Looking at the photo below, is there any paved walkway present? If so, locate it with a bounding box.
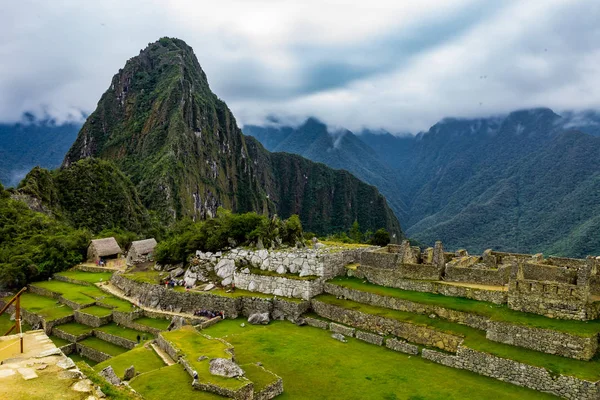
[438,281,508,291]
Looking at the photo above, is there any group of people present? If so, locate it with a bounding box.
[193,309,224,319]
[163,278,185,288]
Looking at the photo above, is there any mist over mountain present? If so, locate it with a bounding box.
[0,114,81,187]
[246,108,600,257]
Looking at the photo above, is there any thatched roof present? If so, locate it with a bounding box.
[89,237,122,257]
[129,238,157,255]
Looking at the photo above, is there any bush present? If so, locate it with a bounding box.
[372,228,391,247]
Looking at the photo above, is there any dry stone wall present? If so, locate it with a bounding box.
[355,330,384,346]
[385,337,419,355]
[422,346,600,400]
[93,330,137,350]
[76,342,111,363]
[359,265,507,304]
[74,309,112,327]
[233,272,323,300]
[311,299,463,352]
[444,265,510,286]
[486,321,598,360]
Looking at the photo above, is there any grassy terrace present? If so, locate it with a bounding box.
[130,364,227,400]
[315,294,600,381]
[203,319,556,400]
[161,326,251,391]
[0,313,32,334]
[49,335,70,348]
[79,336,128,356]
[241,363,279,394]
[328,276,600,336]
[95,345,165,378]
[134,316,171,331]
[69,352,98,366]
[31,280,132,312]
[80,305,113,317]
[55,270,113,284]
[55,322,92,336]
[95,322,153,342]
[10,292,73,321]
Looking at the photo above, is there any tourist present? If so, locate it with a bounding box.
[136,334,141,344]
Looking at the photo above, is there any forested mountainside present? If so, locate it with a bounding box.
[60,37,401,238]
[244,118,409,223]
[0,115,81,187]
[247,109,600,257]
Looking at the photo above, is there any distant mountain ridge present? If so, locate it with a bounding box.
[0,115,81,187]
[246,108,600,257]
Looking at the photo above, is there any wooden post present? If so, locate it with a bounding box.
[16,295,22,353]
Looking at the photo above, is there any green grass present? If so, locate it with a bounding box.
[122,270,166,285]
[134,316,171,330]
[241,363,279,393]
[329,277,600,336]
[203,319,557,400]
[95,322,153,342]
[10,293,73,321]
[130,364,228,400]
[94,345,165,378]
[315,294,600,381]
[55,322,93,336]
[78,362,140,399]
[69,352,98,366]
[79,305,113,317]
[31,280,131,311]
[161,326,251,390]
[48,335,70,348]
[54,270,113,284]
[0,313,32,334]
[248,267,318,281]
[79,336,129,356]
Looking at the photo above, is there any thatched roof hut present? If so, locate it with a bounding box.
[126,238,157,266]
[87,237,123,262]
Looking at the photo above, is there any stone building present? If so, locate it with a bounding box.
[126,238,157,266]
[87,237,123,263]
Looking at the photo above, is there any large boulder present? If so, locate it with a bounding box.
[215,259,235,284]
[209,358,244,378]
[248,313,270,325]
[99,366,121,385]
[123,365,135,380]
[331,333,347,343]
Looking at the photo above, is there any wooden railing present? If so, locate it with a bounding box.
[0,287,27,353]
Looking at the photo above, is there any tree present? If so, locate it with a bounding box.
[349,220,362,243]
[372,228,390,247]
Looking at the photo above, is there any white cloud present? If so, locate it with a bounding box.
[0,0,599,132]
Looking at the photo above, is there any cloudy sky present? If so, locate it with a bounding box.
[1,0,599,132]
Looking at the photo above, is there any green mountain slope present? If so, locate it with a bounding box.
[62,37,401,238]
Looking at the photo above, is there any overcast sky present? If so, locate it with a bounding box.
[1,0,599,132]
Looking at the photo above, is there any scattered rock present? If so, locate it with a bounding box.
[99,366,121,386]
[248,312,270,325]
[170,267,185,278]
[59,369,83,379]
[9,312,15,321]
[57,357,76,370]
[35,364,48,370]
[428,314,437,319]
[95,386,106,398]
[209,358,244,378]
[240,323,245,328]
[271,309,285,321]
[294,317,307,326]
[241,268,250,274]
[17,367,38,380]
[72,379,94,392]
[204,283,215,291]
[331,333,347,343]
[314,243,325,250]
[197,355,208,361]
[36,348,62,358]
[123,365,135,380]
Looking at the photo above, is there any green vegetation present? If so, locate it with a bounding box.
[54,270,113,284]
[0,183,90,288]
[69,353,98,366]
[0,313,31,334]
[95,322,153,342]
[130,364,227,400]
[94,345,164,378]
[315,294,600,380]
[30,279,132,311]
[55,322,92,336]
[241,363,279,393]
[329,277,600,336]
[133,317,171,331]
[79,336,128,356]
[203,319,556,399]
[78,362,138,399]
[80,305,113,317]
[48,336,70,348]
[155,209,303,264]
[14,293,73,320]
[161,326,250,390]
